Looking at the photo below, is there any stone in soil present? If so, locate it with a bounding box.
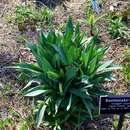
[0,18,5,28]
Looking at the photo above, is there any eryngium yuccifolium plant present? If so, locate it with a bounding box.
[15,17,121,130]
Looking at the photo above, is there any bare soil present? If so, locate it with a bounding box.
[0,0,130,130]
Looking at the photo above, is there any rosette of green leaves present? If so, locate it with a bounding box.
[15,18,121,129]
[108,17,129,39]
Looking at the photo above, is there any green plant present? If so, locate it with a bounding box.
[108,17,129,39]
[15,4,32,24]
[37,7,53,22]
[14,4,53,31]
[128,42,130,47]
[79,6,106,36]
[113,115,119,130]
[19,114,34,130]
[123,66,130,85]
[128,3,130,9]
[15,18,120,130]
[123,49,130,86]
[0,118,14,130]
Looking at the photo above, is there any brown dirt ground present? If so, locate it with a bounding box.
[0,0,130,130]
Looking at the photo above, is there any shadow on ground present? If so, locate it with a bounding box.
[0,52,18,81]
[35,0,68,8]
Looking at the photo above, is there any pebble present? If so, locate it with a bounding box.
[0,23,3,28]
[0,18,5,28]
[0,82,3,89]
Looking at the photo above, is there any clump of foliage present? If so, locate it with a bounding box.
[128,3,130,9]
[15,18,120,130]
[108,17,129,39]
[86,7,106,36]
[0,118,14,130]
[19,114,34,130]
[123,48,130,86]
[13,4,53,31]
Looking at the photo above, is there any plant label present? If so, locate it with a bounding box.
[99,96,130,114]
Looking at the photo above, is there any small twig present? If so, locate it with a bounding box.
[0,4,7,18]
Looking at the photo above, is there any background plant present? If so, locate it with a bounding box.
[0,118,14,130]
[13,4,53,31]
[15,17,120,130]
[19,114,34,130]
[79,6,106,36]
[128,3,130,9]
[107,16,129,39]
[123,48,130,86]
